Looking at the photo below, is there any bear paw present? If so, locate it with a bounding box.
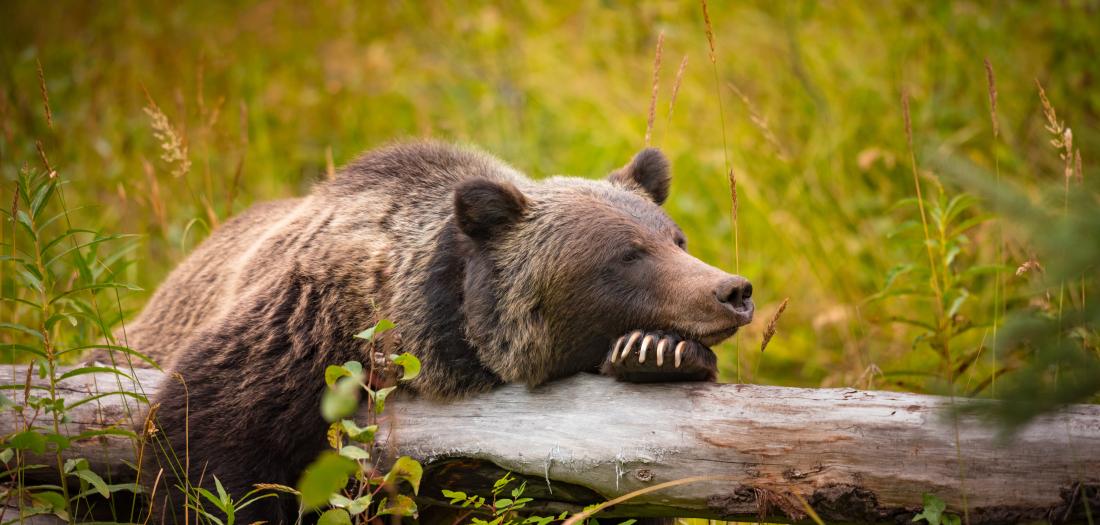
[599,330,717,383]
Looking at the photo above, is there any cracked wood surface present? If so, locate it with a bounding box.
[2,366,1098,523]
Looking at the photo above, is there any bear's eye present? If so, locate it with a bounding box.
[620,249,644,264]
[674,237,687,250]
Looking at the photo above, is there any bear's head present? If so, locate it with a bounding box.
[455,149,754,386]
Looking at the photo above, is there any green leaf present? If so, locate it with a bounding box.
[9,430,47,454]
[371,385,397,414]
[29,180,56,221]
[338,445,370,460]
[0,448,13,463]
[297,452,357,510]
[912,493,946,525]
[194,486,225,513]
[390,352,421,381]
[384,456,423,495]
[442,489,467,504]
[59,366,134,382]
[29,490,68,520]
[215,477,230,506]
[318,508,352,525]
[73,482,143,499]
[0,322,44,341]
[347,495,372,516]
[325,365,351,388]
[342,361,363,376]
[63,458,88,474]
[377,493,417,517]
[340,420,377,443]
[322,378,360,422]
[74,468,110,498]
[946,289,970,318]
[355,319,395,342]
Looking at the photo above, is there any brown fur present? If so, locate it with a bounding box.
[126,141,752,523]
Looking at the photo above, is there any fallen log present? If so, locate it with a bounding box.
[1,365,1098,524]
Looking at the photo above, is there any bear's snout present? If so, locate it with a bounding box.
[714,275,754,325]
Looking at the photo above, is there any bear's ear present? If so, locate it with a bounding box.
[608,148,671,205]
[454,179,529,242]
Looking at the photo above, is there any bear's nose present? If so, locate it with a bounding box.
[715,276,753,309]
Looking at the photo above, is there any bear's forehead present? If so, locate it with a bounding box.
[529,179,679,237]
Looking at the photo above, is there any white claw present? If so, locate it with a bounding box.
[610,336,625,363]
[639,335,654,363]
[656,338,669,367]
[621,331,642,361]
[674,341,687,368]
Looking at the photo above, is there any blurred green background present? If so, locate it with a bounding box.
[2,0,1098,393]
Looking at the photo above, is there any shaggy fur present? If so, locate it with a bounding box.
[127,141,753,523]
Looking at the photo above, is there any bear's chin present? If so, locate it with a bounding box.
[697,325,742,347]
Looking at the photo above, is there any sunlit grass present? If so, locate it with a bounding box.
[1,1,1097,396]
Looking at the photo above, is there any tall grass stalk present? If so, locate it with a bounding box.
[699,0,741,382]
[662,55,688,145]
[1036,79,1077,362]
[902,91,969,524]
[984,58,1002,397]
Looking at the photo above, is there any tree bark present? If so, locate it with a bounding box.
[2,366,1098,524]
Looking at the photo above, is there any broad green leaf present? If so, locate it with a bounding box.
[297,452,357,510]
[376,493,417,517]
[9,430,47,454]
[63,458,88,474]
[342,361,363,376]
[317,508,352,525]
[338,445,370,460]
[912,493,946,525]
[390,352,421,381]
[355,319,395,342]
[340,420,377,443]
[322,378,360,422]
[74,468,110,498]
[29,490,68,520]
[442,489,467,504]
[384,456,423,494]
[324,365,351,388]
[371,386,397,414]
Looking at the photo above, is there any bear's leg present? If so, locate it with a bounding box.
[599,330,718,383]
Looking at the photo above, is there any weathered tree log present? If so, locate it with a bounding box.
[2,366,1098,524]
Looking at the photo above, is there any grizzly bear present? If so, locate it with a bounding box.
[127,141,754,523]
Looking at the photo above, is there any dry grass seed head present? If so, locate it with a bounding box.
[645,32,664,147]
[984,58,999,138]
[142,100,192,178]
[35,58,52,130]
[760,297,790,353]
[728,82,789,161]
[727,167,738,220]
[667,55,688,122]
[701,0,716,64]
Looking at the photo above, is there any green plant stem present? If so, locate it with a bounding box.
[28,188,72,521]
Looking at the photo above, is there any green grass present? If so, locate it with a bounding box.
[2,0,1098,394]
